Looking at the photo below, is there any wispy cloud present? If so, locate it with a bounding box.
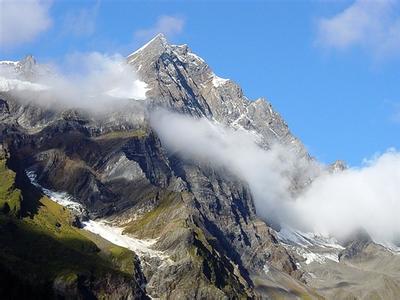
[61,1,100,38]
[391,102,400,123]
[151,110,400,244]
[293,149,400,244]
[134,15,185,41]
[383,99,400,124]
[316,0,400,60]
[0,0,52,48]
[150,110,320,228]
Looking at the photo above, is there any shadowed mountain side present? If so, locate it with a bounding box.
[0,150,148,299]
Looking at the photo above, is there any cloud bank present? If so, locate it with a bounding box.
[151,109,400,246]
[150,110,320,226]
[316,0,400,60]
[0,52,148,112]
[0,0,52,48]
[292,150,400,245]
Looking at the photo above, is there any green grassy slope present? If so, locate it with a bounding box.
[0,158,21,216]
[0,153,146,299]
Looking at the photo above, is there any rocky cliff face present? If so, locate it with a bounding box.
[128,34,304,151]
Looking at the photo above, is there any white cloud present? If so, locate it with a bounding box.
[0,52,148,112]
[134,15,184,40]
[316,0,400,59]
[392,103,400,123]
[151,110,400,246]
[0,0,52,48]
[62,2,99,37]
[150,110,320,227]
[292,150,400,244]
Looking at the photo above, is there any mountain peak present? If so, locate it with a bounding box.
[142,33,168,49]
[153,33,167,42]
[20,54,36,65]
[127,33,169,61]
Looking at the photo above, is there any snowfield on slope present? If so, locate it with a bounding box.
[26,170,170,261]
[276,226,344,265]
[82,220,169,260]
[277,224,400,266]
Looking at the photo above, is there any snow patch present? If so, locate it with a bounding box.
[277,226,344,265]
[278,227,313,247]
[295,248,339,265]
[211,74,229,88]
[277,226,344,250]
[263,264,270,274]
[25,170,171,262]
[26,171,84,214]
[187,52,205,63]
[82,220,170,260]
[187,52,205,66]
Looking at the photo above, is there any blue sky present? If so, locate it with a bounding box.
[1,0,399,166]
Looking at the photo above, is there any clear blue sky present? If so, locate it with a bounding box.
[1,0,399,166]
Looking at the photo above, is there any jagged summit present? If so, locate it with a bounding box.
[127,33,168,60]
[0,37,304,155]
[127,33,210,78]
[15,55,37,78]
[126,34,305,156]
[18,54,36,67]
[329,160,347,173]
[0,55,36,68]
[0,54,37,80]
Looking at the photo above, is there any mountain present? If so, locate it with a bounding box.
[0,34,399,299]
[128,34,306,151]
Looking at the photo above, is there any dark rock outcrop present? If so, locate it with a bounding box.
[339,229,373,261]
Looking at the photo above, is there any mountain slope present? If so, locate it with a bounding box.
[128,34,304,151]
[0,147,148,299]
[1,34,398,299]
[0,35,311,299]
